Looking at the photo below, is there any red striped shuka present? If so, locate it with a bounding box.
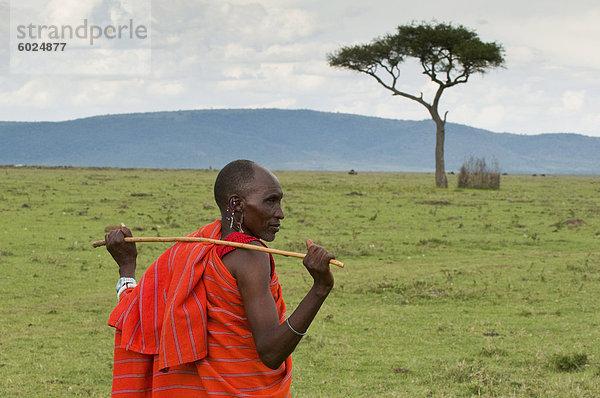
[108,220,292,397]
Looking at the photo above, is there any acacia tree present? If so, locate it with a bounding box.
[328,22,505,188]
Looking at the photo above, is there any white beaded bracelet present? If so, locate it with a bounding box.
[117,281,137,299]
[285,318,307,336]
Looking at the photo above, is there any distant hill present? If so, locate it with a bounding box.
[0,108,598,174]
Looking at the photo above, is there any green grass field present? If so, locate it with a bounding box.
[1,166,599,397]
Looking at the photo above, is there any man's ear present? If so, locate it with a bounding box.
[228,195,243,211]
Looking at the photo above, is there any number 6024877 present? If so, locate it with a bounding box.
[17,42,67,51]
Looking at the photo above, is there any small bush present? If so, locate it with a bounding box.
[458,156,500,189]
[551,353,588,372]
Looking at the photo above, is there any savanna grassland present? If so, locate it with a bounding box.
[0,166,599,397]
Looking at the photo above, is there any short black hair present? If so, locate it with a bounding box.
[214,159,257,211]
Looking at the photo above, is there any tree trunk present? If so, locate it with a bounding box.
[434,119,448,188]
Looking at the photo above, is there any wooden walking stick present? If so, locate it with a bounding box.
[92,236,344,268]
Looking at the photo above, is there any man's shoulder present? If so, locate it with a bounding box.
[222,244,271,281]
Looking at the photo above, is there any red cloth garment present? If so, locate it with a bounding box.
[109,220,292,397]
[215,232,275,277]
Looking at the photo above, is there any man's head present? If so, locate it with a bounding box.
[214,160,284,241]
[214,159,257,213]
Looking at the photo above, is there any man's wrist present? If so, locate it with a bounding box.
[116,277,137,293]
[118,262,136,278]
[310,283,332,299]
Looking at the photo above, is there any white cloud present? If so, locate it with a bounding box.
[505,46,543,67]
[16,81,54,106]
[42,0,99,24]
[553,90,586,113]
[71,80,122,105]
[146,80,185,97]
[481,6,600,71]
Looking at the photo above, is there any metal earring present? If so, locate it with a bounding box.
[230,202,236,229]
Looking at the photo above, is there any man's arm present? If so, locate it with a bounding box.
[226,239,334,369]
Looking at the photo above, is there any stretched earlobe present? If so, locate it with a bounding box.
[237,213,244,234]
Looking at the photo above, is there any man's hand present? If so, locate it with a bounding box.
[303,239,335,294]
[105,223,137,278]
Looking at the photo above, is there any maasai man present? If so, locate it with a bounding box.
[105,160,335,397]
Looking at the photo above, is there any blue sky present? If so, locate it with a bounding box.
[1,0,599,137]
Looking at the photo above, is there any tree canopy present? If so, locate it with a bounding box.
[329,22,504,94]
